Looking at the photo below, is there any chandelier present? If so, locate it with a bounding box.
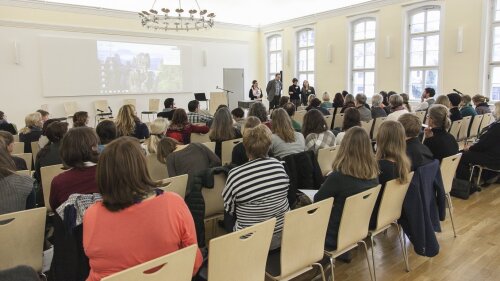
[139,0,216,31]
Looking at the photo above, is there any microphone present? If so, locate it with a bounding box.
[108,106,113,113]
[453,88,463,95]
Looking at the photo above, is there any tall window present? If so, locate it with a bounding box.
[267,35,282,81]
[489,0,500,100]
[407,7,441,100]
[297,28,315,86]
[351,18,376,97]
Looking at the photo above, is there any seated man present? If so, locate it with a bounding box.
[187,100,213,126]
[157,98,176,120]
[398,113,434,171]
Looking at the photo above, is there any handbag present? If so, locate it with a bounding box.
[450,178,478,200]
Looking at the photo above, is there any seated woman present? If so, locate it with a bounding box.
[83,137,202,281]
[34,121,68,183]
[423,104,459,162]
[0,131,27,170]
[302,109,336,154]
[157,137,221,177]
[270,108,305,158]
[38,118,60,148]
[0,111,17,135]
[95,120,117,153]
[231,107,245,131]
[335,108,360,146]
[459,95,477,117]
[456,101,500,181]
[314,127,379,251]
[279,96,290,108]
[231,116,261,166]
[223,124,290,250]
[398,113,434,171]
[166,109,209,144]
[141,118,168,155]
[0,139,34,215]
[49,127,99,210]
[340,94,356,113]
[371,93,387,119]
[320,92,333,109]
[386,94,409,121]
[370,121,411,228]
[447,93,463,122]
[248,102,272,129]
[209,107,242,158]
[401,93,412,112]
[472,94,491,115]
[19,112,43,153]
[306,98,330,115]
[115,104,150,140]
[72,111,89,128]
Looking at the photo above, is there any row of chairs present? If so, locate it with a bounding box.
[448,112,493,142]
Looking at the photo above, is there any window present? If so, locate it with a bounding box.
[267,35,282,81]
[488,0,500,100]
[297,28,315,86]
[351,18,376,97]
[406,7,441,100]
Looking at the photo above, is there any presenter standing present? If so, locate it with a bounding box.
[288,78,301,108]
[248,80,263,100]
[266,73,282,110]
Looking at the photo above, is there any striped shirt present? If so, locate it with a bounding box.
[223,157,290,239]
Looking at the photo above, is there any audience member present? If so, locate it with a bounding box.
[19,112,43,153]
[83,137,202,281]
[398,113,434,170]
[342,90,349,98]
[209,107,242,158]
[249,80,263,100]
[248,102,272,129]
[187,100,213,125]
[72,111,89,127]
[95,120,117,152]
[166,109,209,144]
[115,105,150,140]
[332,93,344,109]
[380,91,389,106]
[435,95,451,108]
[447,93,463,121]
[36,109,50,124]
[288,78,301,107]
[231,116,261,166]
[34,121,68,183]
[223,124,290,250]
[400,93,412,112]
[472,94,491,115]
[270,108,305,158]
[38,118,59,148]
[340,94,356,113]
[306,98,330,115]
[302,109,336,153]
[157,98,176,120]
[459,95,477,117]
[142,118,168,155]
[307,94,316,106]
[423,105,459,162]
[371,93,387,119]
[386,94,409,121]
[355,93,372,121]
[283,102,301,132]
[335,108,360,145]
[278,96,290,108]
[231,107,245,131]
[0,131,27,170]
[415,87,436,111]
[0,111,17,135]
[321,92,333,109]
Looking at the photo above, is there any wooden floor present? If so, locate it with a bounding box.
[333,184,500,281]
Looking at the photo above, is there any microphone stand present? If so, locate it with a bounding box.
[216,86,233,107]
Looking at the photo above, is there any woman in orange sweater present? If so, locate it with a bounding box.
[83,137,202,281]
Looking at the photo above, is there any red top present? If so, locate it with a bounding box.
[83,192,203,281]
[166,123,209,144]
[50,165,98,210]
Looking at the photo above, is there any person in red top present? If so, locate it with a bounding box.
[166,109,209,144]
[49,127,99,210]
[83,137,202,281]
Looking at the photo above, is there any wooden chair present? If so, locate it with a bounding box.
[102,244,198,281]
[457,116,472,142]
[202,173,226,240]
[146,154,169,181]
[159,174,188,198]
[123,99,137,107]
[12,153,32,171]
[317,146,338,176]
[221,138,243,165]
[13,134,20,142]
[15,170,31,176]
[31,142,40,165]
[41,164,64,212]
[203,142,216,154]
[333,113,344,129]
[440,154,462,238]
[325,185,381,281]
[467,114,483,140]
[206,218,276,281]
[266,198,333,281]
[324,115,333,129]
[191,133,211,143]
[64,101,78,118]
[141,99,161,121]
[371,117,387,140]
[328,108,335,115]
[361,119,374,136]
[414,111,426,124]
[0,207,47,272]
[448,120,463,140]
[12,142,24,154]
[368,173,413,280]
[293,110,307,125]
[94,100,112,126]
[479,113,493,133]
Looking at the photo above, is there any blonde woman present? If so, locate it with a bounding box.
[320,92,333,109]
[115,104,150,140]
[435,95,451,108]
[142,118,169,155]
[314,127,379,252]
[19,112,43,153]
[472,94,491,115]
[423,104,459,162]
[270,108,305,158]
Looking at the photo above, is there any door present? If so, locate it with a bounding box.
[223,68,244,110]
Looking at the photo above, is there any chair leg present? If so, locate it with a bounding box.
[329,256,335,281]
[477,166,483,187]
[446,194,457,238]
[396,223,410,272]
[370,235,377,281]
[312,262,327,281]
[359,240,374,281]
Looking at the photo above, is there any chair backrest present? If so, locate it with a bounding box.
[479,112,493,132]
[328,108,335,115]
[279,198,334,278]
[0,207,47,271]
[194,93,207,101]
[202,142,216,154]
[448,120,462,140]
[12,135,19,142]
[221,138,243,165]
[101,244,198,281]
[293,110,307,125]
[15,170,31,176]
[324,115,333,129]
[336,185,381,251]
[12,153,32,171]
[415,110,426,124]
[31,142,40,165]
[374,173,414,231]
[317,146,338,176]
[371,117,387,140]
[440,153,463,194]
[297,106,307,111]
[12,142,24,154]
[190,133,211,143]
[63,101,78,117]
[468,114,483,138]
[333,113,345,129]
[159,174,188,198]
[41,164,64,212]
[208,218,276,281]
[94,100,110,113]
[202,173,226,217]
[458,116,472,141]
[361,119,374,136]
[149,99,160,112]
[146,154,169,181]
[123,99,137,107]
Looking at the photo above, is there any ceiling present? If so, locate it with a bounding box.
[35,0,374,26]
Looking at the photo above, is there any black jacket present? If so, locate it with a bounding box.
[423,128,459,162]
[157,109,175,120]
[0,123,17,135]
[406,137,434,171]
[449,107,462,122]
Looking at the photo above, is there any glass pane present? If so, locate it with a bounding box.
[354,22,365,40]
[276,37,282,50]
[269,37,277,51]
[353,72,365,94]
[276,53,282,72]
[353,43,365,69]
[409,70,424,99]
[496,10,500,22]
[411,12,425,33]
[491,67,500,100]
[298,31,308,47]
[299,74,307,85]
[410,37,424,67]
[307,49,315,71]
[425,69,438,89]
[270,75,275,81]
[494,27,500,44]
[365,41,375,68]
[299,50,307,71]
[425,35,439,66]
[365,71,375,97]
[426,10,440,32]
[269,53,277,73]
[308,74,315,87]
[308,30,315,46]
[366,20,376,39]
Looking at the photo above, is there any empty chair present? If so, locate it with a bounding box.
[467,114,483,140]
[333,113,344,129]
[101,244,198,281]
[12,153,32,171]
[221,138,243,165]
[293,110,307,125]
[317,146,338,176]
[31,142,40,165]
[94,100,112,125]
[206,218,276,281]
[12,142,24,154]
[202,142,216,154]
[371,117,387,140]
[202,173,227,238]
[0,207,46,272]
[369,174,413,280]
[146,153,169,181]
[457,116,472,142]
[361,119,374,136]
[414,111,426,124]
[479,112,493,133]
[123,99,137,107]
[141,98,161,121]
[324,185,381,281]
[190,133,211,143]
[440,154,462,238]
[159,174,188,198]
[266,198,333,281]
[64,101,78,118]
[40,164,64,212]
[448,120,462,140]
[324,115,333,129]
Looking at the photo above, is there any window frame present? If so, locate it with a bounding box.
[266,34,283,82]
[487,0,500,100]
[296,28,315,86]
[349,17,377,98]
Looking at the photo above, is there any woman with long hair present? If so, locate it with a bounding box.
[340,94,356,113]
[142,118,168,155]
[314,127,379,251]
[335,108,360,146]
[72,111,89,127]
[83,137,202,281]
[166,109,209,144]
[400,93,412,112]
[435,95,451,108]
[302,109,336,154]
[248,80,263,100]
[19,112,43,153]
[423,104,459,162]
[248,102,272,129]
[34,121,68,183]
[301,80,316,106]
[209,107,242,158]
[115,104,150,140]
[270,108,305,158]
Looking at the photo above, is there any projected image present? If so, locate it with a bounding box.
[97,41,182,94]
